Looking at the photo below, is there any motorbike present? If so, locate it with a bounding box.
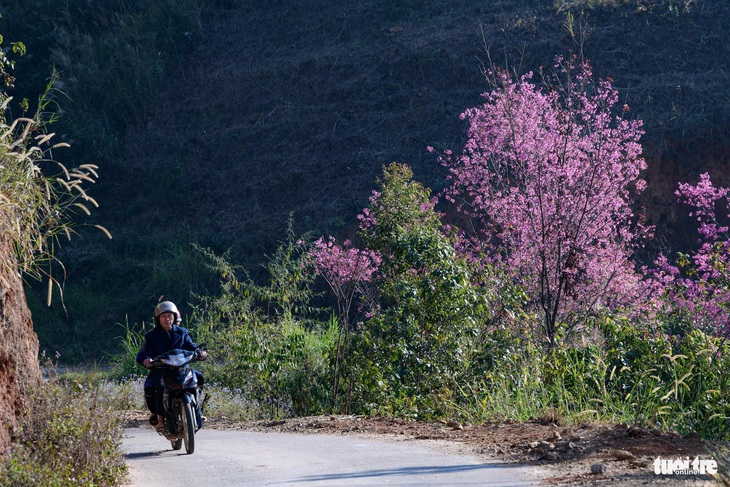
[150,345,207,454]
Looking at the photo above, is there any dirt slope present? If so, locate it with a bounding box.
[0,236,41,450]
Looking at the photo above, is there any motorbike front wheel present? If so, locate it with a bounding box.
[182,401,195,454]
[169,400,184,451]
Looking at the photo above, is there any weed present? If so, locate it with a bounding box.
[109,318,149,380]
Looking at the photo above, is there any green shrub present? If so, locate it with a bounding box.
[347,163,481,418]
[0,374,127,487]
[186,229,334,418]
[202,384,263,421]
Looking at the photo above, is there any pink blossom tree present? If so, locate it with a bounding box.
[305,236,380,405]
[440,56,652,347]
[652,173,730,335]
[307,236,380,327]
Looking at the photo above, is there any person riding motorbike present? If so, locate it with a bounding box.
[136,300,208,432]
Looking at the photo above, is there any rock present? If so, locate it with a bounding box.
[446,421,463,430]
[538,441,555,451]
[544,451,559,461]
[556,441,576,453]
[591,463,604,475]
[547,430,562,441]
[682,431,701,441]
[610,449,635,460]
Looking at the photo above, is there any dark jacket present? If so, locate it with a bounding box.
[136,324,198,387]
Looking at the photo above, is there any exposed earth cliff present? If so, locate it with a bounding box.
[0,237,41,451]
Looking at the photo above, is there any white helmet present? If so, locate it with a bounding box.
[154,301,181,325]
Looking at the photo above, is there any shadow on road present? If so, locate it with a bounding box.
[292,462,526,483]
[125,451,167,460]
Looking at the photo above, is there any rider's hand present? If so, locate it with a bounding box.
[143,358,152,368]
[198,351,208,361]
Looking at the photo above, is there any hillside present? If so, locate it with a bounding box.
[14,1,730,359]
[110,1,730,242]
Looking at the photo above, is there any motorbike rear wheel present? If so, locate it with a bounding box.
[182,401,195,454]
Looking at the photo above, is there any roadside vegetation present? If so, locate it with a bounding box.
[0,367,127,487]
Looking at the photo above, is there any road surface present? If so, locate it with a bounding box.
[123,427,543,486]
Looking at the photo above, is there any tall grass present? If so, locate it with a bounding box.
[446,322,730,438]
[109,318,150,380]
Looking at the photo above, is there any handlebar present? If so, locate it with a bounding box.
[147,345,208,369]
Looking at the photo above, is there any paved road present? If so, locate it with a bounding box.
[123,427,543,486]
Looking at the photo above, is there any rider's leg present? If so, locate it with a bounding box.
[144,386,158,425]
[154,385,165,429]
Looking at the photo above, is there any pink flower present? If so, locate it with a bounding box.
[440,55,653,342]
